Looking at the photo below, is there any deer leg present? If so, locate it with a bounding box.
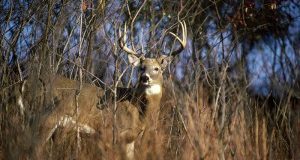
[45,115,95,140]
[126,141,135,160]
[119,128,143,160]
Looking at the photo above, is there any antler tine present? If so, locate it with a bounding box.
[118,23,138,56]
[168,20,187,57]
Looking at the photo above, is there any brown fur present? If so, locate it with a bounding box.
[28,57,168,159]
[31,75,104,158]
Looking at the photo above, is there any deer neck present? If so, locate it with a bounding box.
[133,83,162,118]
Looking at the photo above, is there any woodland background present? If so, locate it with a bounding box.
[1,0,300,159]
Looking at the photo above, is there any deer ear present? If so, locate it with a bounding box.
[128,54,141,66]
[158,55,172,70]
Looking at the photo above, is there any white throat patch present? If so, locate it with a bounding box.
[145,84,162,95]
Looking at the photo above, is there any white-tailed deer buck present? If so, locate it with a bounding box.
[32,20,187,159]
[113,20,187,159]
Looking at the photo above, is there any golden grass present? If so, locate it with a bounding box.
[0,77,299,159]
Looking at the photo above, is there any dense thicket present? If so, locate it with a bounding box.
[1,0,300,159]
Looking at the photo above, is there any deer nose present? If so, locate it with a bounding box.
[141,75,150,83]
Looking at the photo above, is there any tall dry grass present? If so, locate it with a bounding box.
[1,71,299,159]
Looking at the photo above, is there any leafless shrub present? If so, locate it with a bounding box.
[1,0,300,159]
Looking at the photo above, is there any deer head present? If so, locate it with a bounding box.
[118,20,187,96]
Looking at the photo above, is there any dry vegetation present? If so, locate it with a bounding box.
[1,0,300,159]
[1,73,299,159]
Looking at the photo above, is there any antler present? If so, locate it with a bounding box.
[168,20,187,56]
[118,23,138,56]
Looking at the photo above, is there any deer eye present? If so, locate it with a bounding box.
[154,67,159,71]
